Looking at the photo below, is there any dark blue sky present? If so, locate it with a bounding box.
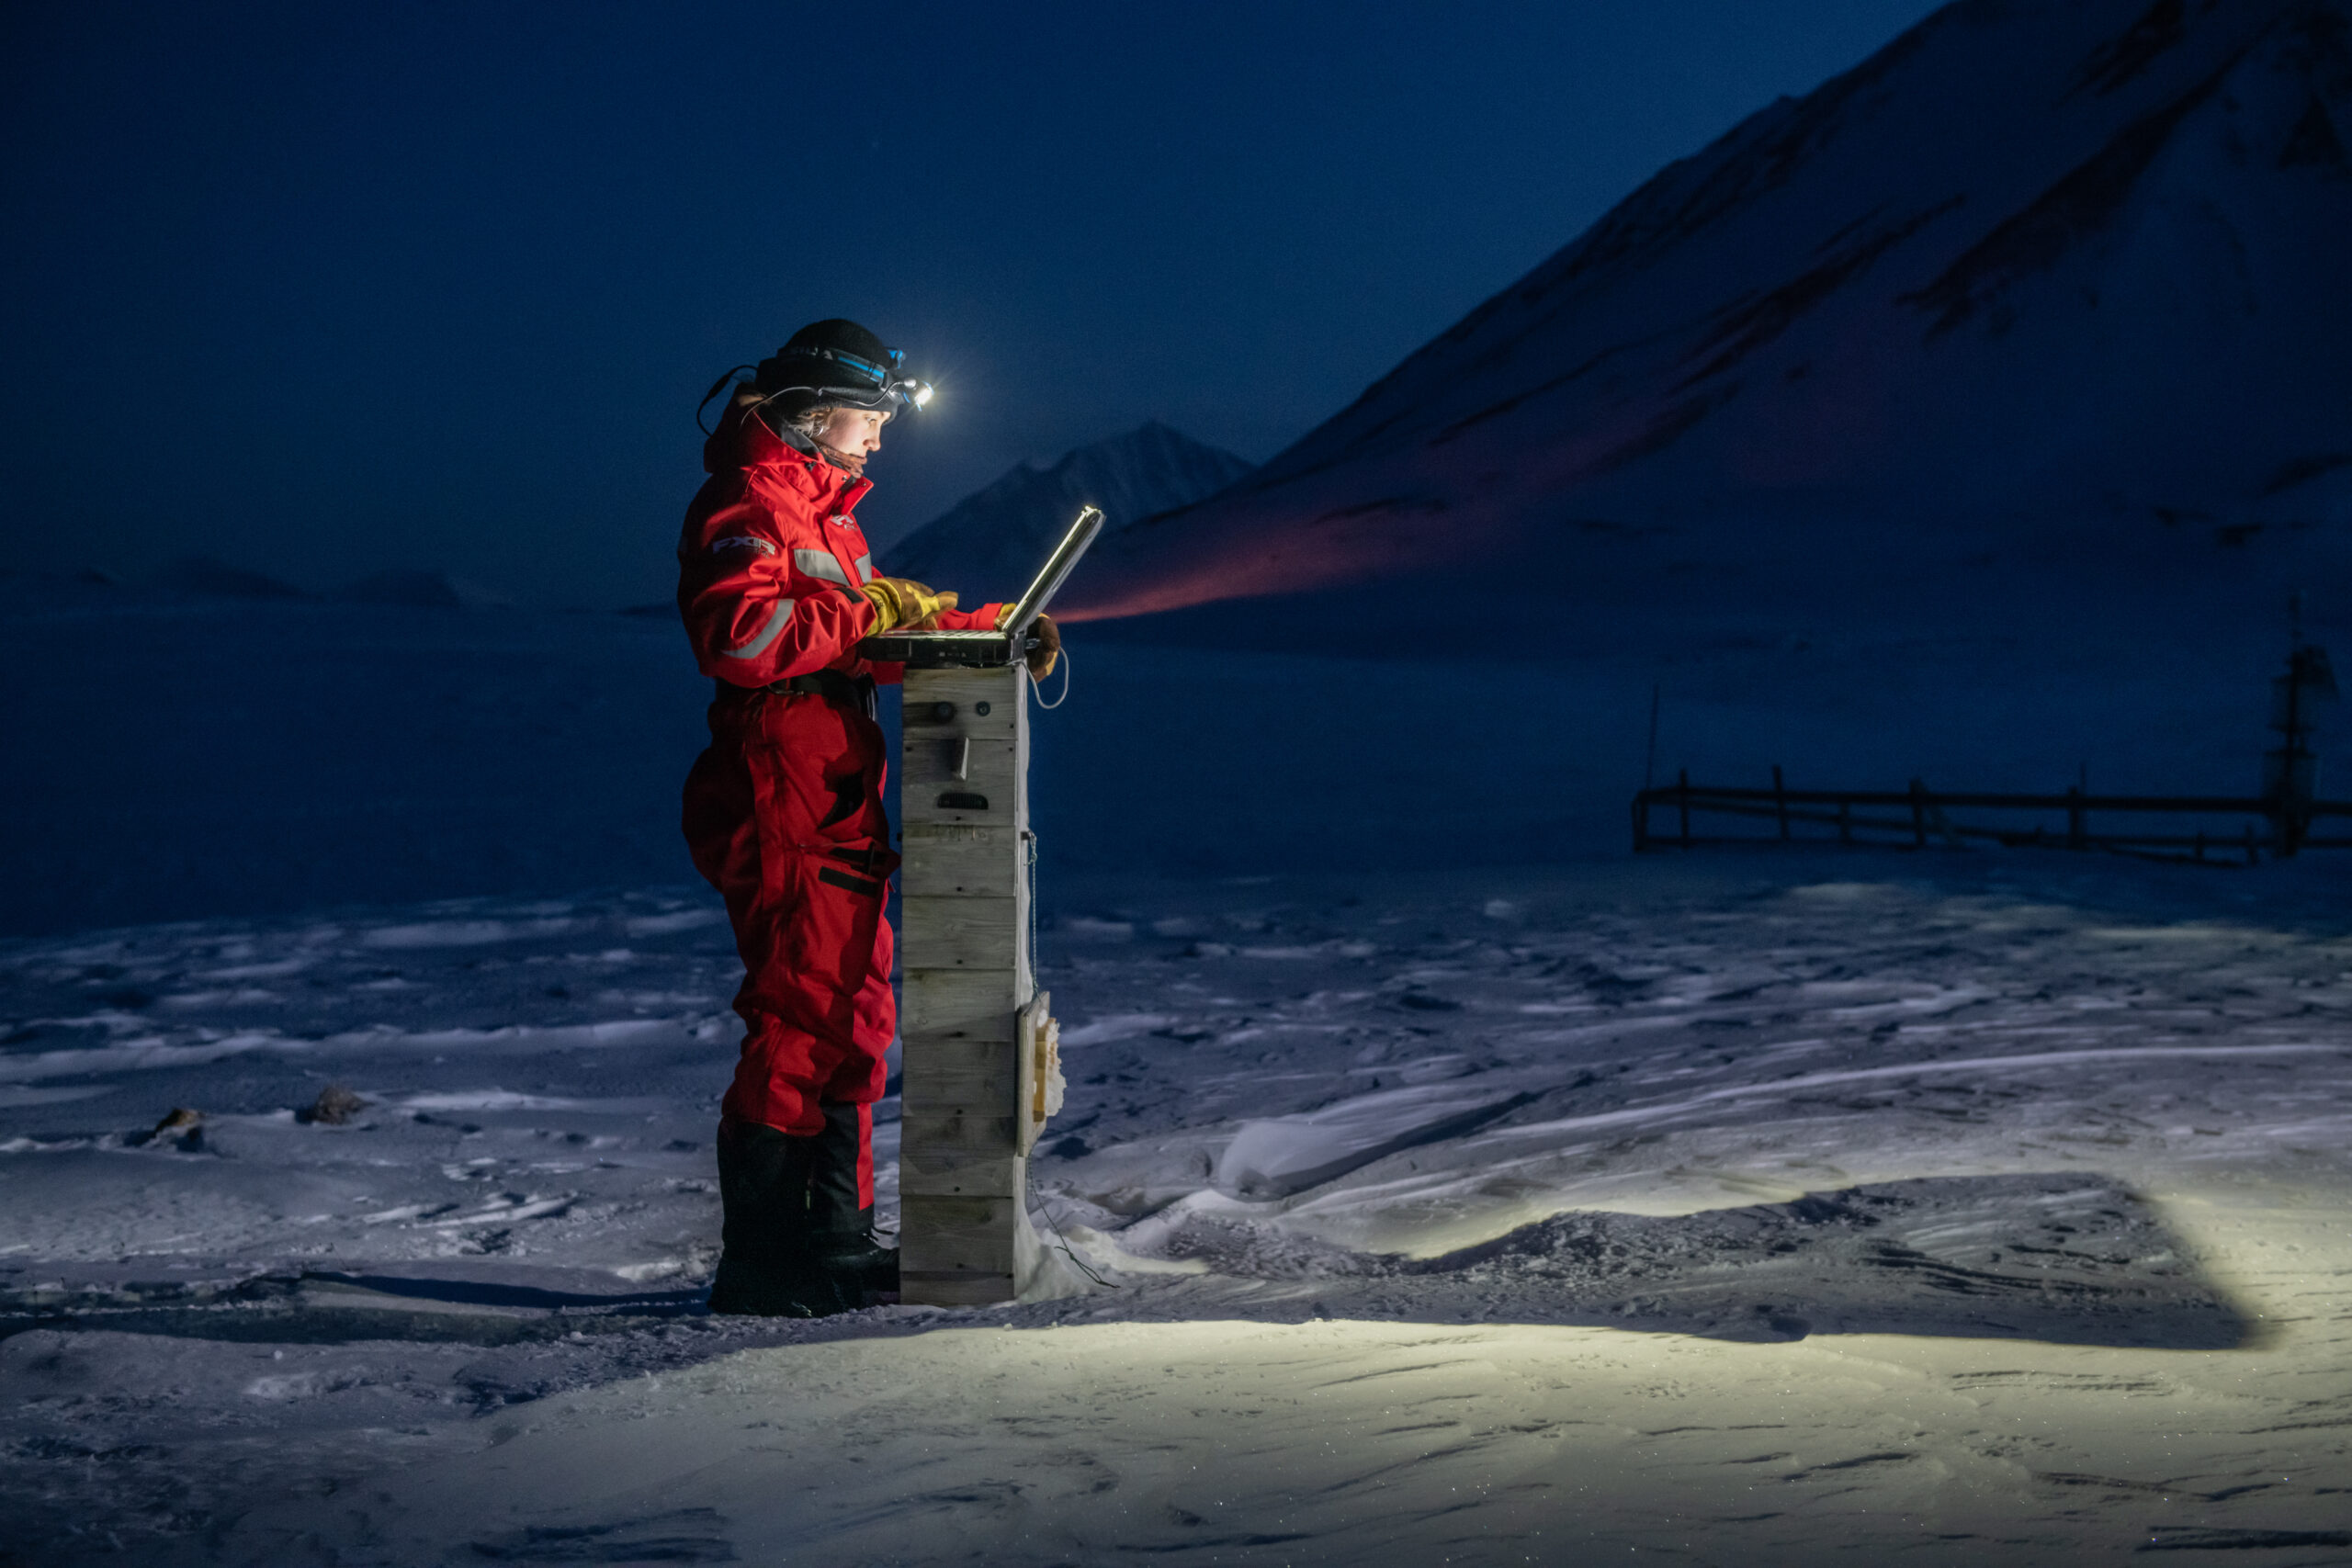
[2,1,1943,607]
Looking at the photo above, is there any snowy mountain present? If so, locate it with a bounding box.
[1064,0,2352,641]
[886,421,1252,603]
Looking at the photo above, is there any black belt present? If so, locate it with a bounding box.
[721,669,876,718]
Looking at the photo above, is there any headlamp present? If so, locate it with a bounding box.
[796,344,933,413]
[808,347,889,385]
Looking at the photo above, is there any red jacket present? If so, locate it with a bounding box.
[677,405,1001,687]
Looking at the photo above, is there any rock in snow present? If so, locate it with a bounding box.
[1067,0,2352,637]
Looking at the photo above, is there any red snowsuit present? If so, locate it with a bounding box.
[677,406,1001,1208]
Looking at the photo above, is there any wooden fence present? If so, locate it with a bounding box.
[1631,767,2352,864]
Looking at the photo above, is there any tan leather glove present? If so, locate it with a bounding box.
[861,577,957,633]
[1023,613,1060,679]
[992,606,1068,677]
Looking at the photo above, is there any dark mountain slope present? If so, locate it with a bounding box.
[1063,0,2352,647]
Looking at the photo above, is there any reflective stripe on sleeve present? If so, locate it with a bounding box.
[717,596,797,660]
[853,553,874,584]
[792,548,851,588]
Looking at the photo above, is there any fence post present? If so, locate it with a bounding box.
[1678,768,1691,848]
[2066,785,2086,852]
[1773,764,1790,840]
[1632,793,1650,852]
[1908,778,1928,848]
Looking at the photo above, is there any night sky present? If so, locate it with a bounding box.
[3,1,1944,609]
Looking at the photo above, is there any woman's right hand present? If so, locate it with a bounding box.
[861,577,958,631]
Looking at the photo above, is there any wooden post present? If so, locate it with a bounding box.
[1677,768,1691,848]
[894,664,1070,1305]
[1772,765,1790,840]
[2065,785,2086,852]
[2264,640,2337,858]
[1908,778,1928,848]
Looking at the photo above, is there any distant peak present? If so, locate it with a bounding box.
[884,420,1257,583]
[335,569,513,610]
[153,556,308,601]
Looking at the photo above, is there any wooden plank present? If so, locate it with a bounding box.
[903,1107,1023,1150]
[1015,990,1050,1156]
[899,1144,1022,1198]
[901,969,1022,1041]
[899,736,1021,791]
[899,670,1022,739]
[900,1270,1016,1305]
[902,1194,1022,1281]
[901,1108,1023,1197]
[901,895,1020,970]
[899,824,1023,899]
[899,1037,1017,1116]
[901,783,1024,827]
[899,668,1025,828]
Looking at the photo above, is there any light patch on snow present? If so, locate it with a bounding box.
[0,1086,115,1110]
[423,1195,574,1228]
[398,1091,592,1112]
[1060,916,1136,941]
[361,918,579,949]
[243,1368,375,1403]
[1057,1013,1175,1048]
[622,908,729,938]
[1490,1043,2348,1143]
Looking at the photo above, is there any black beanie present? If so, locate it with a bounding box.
[753,319,899,420]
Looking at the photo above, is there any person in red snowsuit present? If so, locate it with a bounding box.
[675,320,1053,1316]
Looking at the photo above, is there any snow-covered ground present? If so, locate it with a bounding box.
[6,561,2349,1561]
[5,852,2349,1564]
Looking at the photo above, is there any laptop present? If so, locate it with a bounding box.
[858,504,1104,669]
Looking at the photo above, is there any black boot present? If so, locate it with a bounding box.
[708,1122,854,1317]
[809,1101,899,1302]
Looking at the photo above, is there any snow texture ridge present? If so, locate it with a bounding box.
[1067,0,2352,638]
